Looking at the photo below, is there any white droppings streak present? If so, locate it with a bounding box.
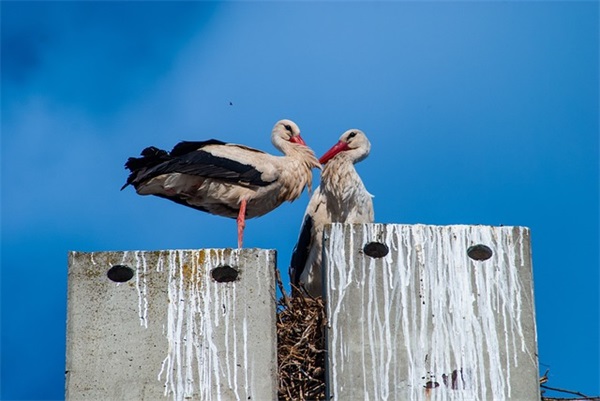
[325,224,351,396]
[134,251,149,328]
[129,249,259,401]
[326,224,535,401]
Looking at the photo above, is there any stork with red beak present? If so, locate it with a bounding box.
[122,119,320,248]
[290,129,374,297]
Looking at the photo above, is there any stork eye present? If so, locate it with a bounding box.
[347,131,357,140]
[284,124,292,131]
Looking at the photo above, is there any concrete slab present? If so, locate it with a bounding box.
[66,249,277,401]
[323,224,539,401]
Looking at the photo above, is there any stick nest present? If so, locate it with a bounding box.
[276,280,327,400]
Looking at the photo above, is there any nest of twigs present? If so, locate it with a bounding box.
[276,277,327,400]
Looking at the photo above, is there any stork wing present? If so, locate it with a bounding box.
[289,213,314,288]
[289,186,327,291]
[124,140,274,189]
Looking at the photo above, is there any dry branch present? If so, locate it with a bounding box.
[540,369,599,400]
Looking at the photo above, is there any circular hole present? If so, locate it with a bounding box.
[424,381,440,389]
[211,265,239,283]
[467,244,493,261]
[107,265,134,282]
[363,242,389,258]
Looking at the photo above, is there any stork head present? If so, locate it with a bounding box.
[272,119,307,147]
[319,129,370,165]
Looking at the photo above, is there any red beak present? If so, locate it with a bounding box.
[289,134,307,146]
[319,141,350,164]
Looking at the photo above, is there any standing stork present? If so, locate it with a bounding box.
[289,129,374,297]
[122,119,320,248]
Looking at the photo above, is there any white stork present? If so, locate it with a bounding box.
[122,119,321,248]
[289,129,374,297]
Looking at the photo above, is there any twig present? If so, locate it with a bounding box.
[274,268,292,309]
[541,384,593,399]
[540,369,550,385]
[542,398,600,401]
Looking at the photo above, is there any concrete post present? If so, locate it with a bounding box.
[323,224,539,401]
[66,249,277,401]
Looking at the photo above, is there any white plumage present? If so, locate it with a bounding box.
[290,129,374,297]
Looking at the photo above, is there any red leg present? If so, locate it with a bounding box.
[236,199,247,248]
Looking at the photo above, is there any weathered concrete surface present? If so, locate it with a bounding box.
[66,249,277,401]
[324,224,539,401]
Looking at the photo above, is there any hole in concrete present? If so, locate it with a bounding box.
[424,381,440,389]
[107,265,134,282]
[211,265,239,283]
[467,244,493,261]
[363,242,389,258]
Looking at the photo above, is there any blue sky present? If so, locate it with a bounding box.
[1,1,598,400]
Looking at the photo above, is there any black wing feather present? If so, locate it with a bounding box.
[121,146,170,190]
[122,140,272,189]
[289,214,314,288]
[170,140,227,157]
